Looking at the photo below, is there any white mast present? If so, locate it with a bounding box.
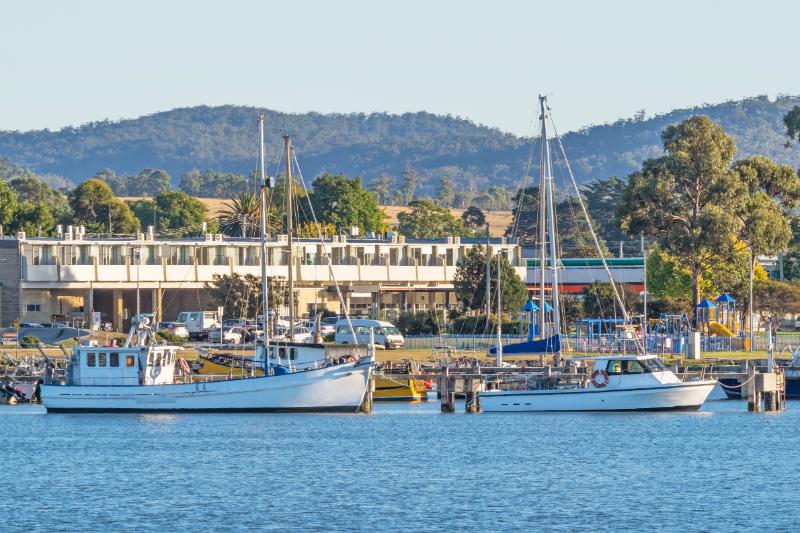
[284,135,295,343]
[495,249,503,365]
[538,101,548,337]
[258,114,271,369]
[540,96,561,338]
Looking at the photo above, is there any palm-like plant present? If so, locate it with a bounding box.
[219,193,260,237]
[218,192,282,237]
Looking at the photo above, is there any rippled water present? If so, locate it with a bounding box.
[2,398,798,532]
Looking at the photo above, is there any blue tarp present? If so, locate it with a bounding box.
[489,334,561,355]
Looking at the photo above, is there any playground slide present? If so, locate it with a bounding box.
[707,321,735,337]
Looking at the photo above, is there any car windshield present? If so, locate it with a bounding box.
[381,327,401,335]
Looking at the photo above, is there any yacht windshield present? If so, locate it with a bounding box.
[641,358,668,373]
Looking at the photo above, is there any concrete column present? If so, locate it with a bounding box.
[344,290,351,316]
[153,287,163,322]
[86,286,94,330]
[112,289,124,332]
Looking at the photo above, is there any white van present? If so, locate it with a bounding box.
[176,310,220,340]
[335,319,405,349]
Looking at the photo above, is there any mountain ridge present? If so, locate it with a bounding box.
[1,95,798,194]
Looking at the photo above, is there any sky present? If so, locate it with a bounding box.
[1,0,799,137]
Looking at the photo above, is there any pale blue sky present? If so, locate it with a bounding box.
[1,0,798,136]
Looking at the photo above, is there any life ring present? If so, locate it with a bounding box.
[591,369,610,388]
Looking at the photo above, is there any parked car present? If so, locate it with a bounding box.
[312,315,339,337]
[177,311,220,340]
[208,326,247,344]
[335,319,405,349]
[156,321,189,338]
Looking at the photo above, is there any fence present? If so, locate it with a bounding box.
[403,332,800,356]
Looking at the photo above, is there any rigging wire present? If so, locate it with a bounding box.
[547,110,644,355]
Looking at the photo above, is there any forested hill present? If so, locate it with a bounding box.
[1,95,798,195]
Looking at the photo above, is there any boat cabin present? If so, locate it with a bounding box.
[570,355,681,389]
[66,345,180,386]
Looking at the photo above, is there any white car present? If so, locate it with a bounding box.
[208,326,247,344]
[335,319,405,349]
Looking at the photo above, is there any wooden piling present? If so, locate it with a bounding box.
[359,375,375,413]
[440,365,455,413]
[464,378,481,413]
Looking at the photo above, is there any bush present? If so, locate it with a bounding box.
[448,315,519,335]
[156,330,186,344]
[396,310,444,335]
[20,335,40,348]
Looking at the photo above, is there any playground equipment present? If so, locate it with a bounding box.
[519,298,552,341]
[695,294,744,351]
[575,318,625,353]
[647,314,691,355]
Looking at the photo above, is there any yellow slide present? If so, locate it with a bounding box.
[708,321,735,337]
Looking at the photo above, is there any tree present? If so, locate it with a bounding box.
[69,179,139,233]
[784,106,800,146]
[9,174,71,222]
[218,192,262,237]
[92,168,127,195]
[396,310,443,335]
[617,116,743,307]
[369,175,392,205]
[453,245,527,315]
[453,246,487,311]
[127,168,172,196]
[15,202,56,236]
[0,180,18,227]
[130,191,208,236]
[178,169,250,197]
[206,273,262,319]
[581,282,641,318]
[399,166,419,204]
[461,206,486,232]
[582,177,628,245]
[752,279,800,327]
[397,199,468,238]
[308,173,385,234]
[437,176,455,207]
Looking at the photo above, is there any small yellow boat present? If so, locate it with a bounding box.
[373,376,429,401]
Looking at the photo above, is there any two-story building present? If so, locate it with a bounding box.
[0,225,649,330]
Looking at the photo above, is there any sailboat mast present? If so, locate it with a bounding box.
[538,98,548,337]
[485,224,491,332]
[258,114,271,359]
[284,135,295,341]
[495,249,502,365]
[541,96,561,337]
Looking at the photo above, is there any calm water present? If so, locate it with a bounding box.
[2,397,798,532]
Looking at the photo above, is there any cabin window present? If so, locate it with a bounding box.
[98,353,107,367]
[87,352,96,367]
[290,348,297,361]
[269,347,276,359]
[110,353,119,367]
[606,360,623,375]
[641,358,667,373]
[279,347,286,359]
[623,361,644,374]
[155,354,162,367]
[126,355,135,368]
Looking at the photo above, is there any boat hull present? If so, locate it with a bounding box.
[40,362,371,413]
[373,377,428,401]
[479,381,716,412]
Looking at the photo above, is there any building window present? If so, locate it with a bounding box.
[25,304,41,312]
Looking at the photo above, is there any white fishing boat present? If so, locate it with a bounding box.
[479,355,715,412]
[40,114,374,413]
[479,96,715,412]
